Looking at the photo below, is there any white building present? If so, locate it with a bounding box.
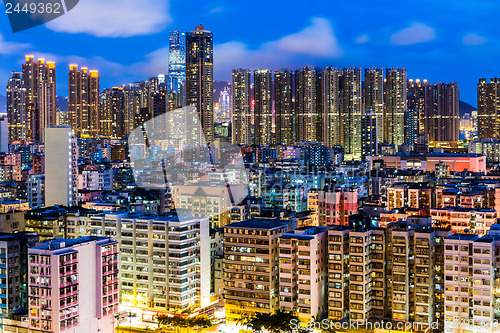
[89,212,211,313]
[279,226,328,321]
[44,126,78,206]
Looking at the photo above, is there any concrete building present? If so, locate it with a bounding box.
[44,127,78,207]
[89,212,211,314]
[223,218,290,324]
[278,226,328,321]
[0,232,38,331]
[28,236,118,332]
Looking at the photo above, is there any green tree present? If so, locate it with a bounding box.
[242,310,299,333]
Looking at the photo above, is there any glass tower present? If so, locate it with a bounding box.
[168,31,186,93]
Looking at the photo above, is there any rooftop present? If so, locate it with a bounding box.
[32,236,115,251]
[224,218,288,230]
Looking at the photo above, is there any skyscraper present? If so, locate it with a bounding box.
[342,67,363,161]
[6,72,27,143]
[186,24,214,143]
[44,126,78,207]
[22,56,57,142]
[274,69,294,145]
[168,31,186,93]
[231,69,252,145]
[254,69,273,145]
[322,67,341,147]
[477,78,500,139]
[407,79,428,134]
[364,68,384,143]
[100,87,125,138]
[385,68,407,146]
[423,82,460,142]
[361,110,378,157]
[68,65,100,137]
[295,67,321,142]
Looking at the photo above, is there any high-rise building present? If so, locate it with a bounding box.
[477,78,500,139]
[231,69,252,145]
[423,82,459,142]
[274,69,294,145]
[219,88,230,122]
[361,110,378,157]
[89,212,211,312]
[254,69,273,145]
[100,87,125,138]
[44,126,78,207]
[295,67,321,143]
[404,107,418,145]
[68,65,100,137]
[407,79,428,134]
[223,218,289,324]
[341,67,363,161]
[28,236,118,332]
[385,68,407,146]
[168,31,186,93]
[364,68,384,143]
[22,56,57,142]
[186,24,214,143]
[279,226,328,321]
[0,114,8,153]
[322,67,341,147]
[6,72,27,143]
[0,232,38,331]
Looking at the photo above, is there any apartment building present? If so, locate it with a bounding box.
[89,212,211,313]
[27,236,118,332]
[431,207,497,235]
[318,187,358,226]
[223,218,290,324]
[0,232,38,331]
[327,226,350,320]
[386,217,436,327]
[444,226,500,331]
[278,226,328,321]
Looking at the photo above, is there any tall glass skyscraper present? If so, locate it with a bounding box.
[186,24,214,143]
[168,31,186,93]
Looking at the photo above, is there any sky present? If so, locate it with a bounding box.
[0,0,499,105]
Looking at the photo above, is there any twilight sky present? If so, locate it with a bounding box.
[0,0,499,105]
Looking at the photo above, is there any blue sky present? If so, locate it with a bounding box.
[0,0,499,105]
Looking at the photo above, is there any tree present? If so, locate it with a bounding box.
[188,316,212,333]
[242,310,300,333]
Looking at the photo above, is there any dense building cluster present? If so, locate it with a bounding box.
[2,22,500,333]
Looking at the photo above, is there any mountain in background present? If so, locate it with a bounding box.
[459,100,476,117]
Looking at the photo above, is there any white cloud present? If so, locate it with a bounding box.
[355,34,369,44]
[462,33,487,45]
[45,0,171,37]
[390,22,436,45]
[212,18,343,79]
[268,18,343,57]
[209,6,224,13]
[0,33,32,55]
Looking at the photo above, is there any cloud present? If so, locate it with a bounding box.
[211,18,344,80]
[462,33,487,45]
[390,22,436,45]
[268,18,343,57]
[209,6,224,13]
[45,0,171,37]
[0,33,32,55]
[355,34,369,44]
